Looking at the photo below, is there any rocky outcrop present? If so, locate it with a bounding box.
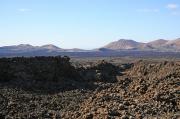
[78,60,120,82]
[66,60,180,118]
[0,56,79,82]
[0,57,179,118]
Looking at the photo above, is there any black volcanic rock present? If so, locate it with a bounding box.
[78,60,120,82]
[98,48,115,52]
[0,58,179,118]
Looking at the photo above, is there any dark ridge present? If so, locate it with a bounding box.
[0,56,122,93]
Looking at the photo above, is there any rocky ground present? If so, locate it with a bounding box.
[0,57,179,119]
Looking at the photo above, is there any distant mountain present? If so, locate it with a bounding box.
[0,44,38,54]
[146,38,180,51]
[164,38,180,50]
[101,38,180,51]
[147,39,168,48]
[103,39,143,50]
[41,44,62,51]
[0,44,88,56]
[1,38,180,57]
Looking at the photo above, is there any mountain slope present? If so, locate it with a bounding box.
[1,38,180,57]
[41,44,62,50]
[0,44,87,54]
[0,44,39,53]
[164,38,180,50]
[101,38,180,51]
[103,39,144,50]
[147,39,168,48]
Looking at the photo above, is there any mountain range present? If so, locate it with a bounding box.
[0,44,87,53]
[1,38,180,57]
[101,38,180,52]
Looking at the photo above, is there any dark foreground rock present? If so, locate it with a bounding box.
[78,60,120,82]
[0,57,179,119]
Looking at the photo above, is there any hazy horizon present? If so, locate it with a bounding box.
[1,0,180,49]
[1,38,180,50]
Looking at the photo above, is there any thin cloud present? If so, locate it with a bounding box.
[137,8,159,13]
[172,11,180,16]
[18,8,32,12]
[167,4,178,9]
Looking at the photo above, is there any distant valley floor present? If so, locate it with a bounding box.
[1,50,180,58]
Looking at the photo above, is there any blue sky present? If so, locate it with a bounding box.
[0,0,180,49]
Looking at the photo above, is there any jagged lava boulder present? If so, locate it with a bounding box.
[78,60,120,82]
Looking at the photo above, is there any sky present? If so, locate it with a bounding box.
[0,0,180,49]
